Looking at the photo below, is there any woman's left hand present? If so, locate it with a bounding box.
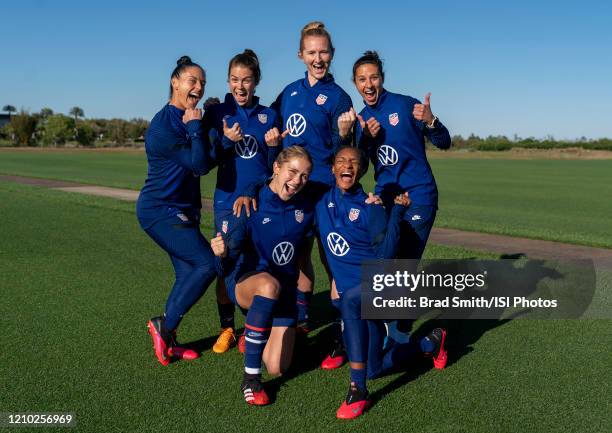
[265,127,289,147]
[394,192,411,207]
[232,196,258,218]
[183,108,202,124]
[412,93,435,126]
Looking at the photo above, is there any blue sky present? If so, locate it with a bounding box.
[2,0,611,139]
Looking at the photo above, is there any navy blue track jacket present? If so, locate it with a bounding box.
[356,90,451,206]
[137,104,212,229]
[219,184,315,289]
[203,94,280,211]
[315,184,406,294]
[272,73,352,185]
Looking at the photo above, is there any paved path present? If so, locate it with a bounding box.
[2,174,611,268]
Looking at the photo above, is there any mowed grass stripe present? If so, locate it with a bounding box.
[429,158,612,248]
[1,150,612,248]
[1,181,609,433]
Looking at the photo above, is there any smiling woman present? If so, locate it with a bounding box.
[270,21,354,335]
[201,49,283,354]
[209,146,314,406]
[136,56,216,366]
[168,56,206,107]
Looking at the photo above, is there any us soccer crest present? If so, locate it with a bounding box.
[316,94,328,105]
[221,220,229,233]
[389,112,399,126]
[349,208,360,222]
[258,113,267,124]
[295,210,304,223]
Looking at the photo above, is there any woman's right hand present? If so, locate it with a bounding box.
[183,108,202,124]
[223,118,244,142]
[210,232,227,258]
[338,107,357,138]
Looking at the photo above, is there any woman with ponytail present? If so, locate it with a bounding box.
[271,21,354,336]
[202,49,283,354]
[137,56,215,366]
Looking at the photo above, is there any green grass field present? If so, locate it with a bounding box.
[2,149,612,248]
[1,180,610,433]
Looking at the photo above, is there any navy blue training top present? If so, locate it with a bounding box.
[356,90,451,206]
[137,104,212,229]
[204,94,280,211]
[219,183,315,288]
[272,73,352,185]
[315,184,406,294]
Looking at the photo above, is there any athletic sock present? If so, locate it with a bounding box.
[244,295,275,375]
[296,290,312,322]
[217,302,235,329]
[350,367,367,391]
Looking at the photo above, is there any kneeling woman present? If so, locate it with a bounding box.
[211,146,314,406]
[315,146,447,419]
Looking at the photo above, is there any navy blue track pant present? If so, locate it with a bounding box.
[144,212,217,330]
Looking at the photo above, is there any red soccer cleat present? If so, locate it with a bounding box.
[167,345,199,360]
[424,328,447,369]
[321,341,347,370]
[321,353,346,370]
[168,329,199,360]
[241,376,270,406]
[237,332,246,354]
[147,316,170,366]
[336,383,369,419]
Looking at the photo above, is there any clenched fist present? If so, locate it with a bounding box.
[183,108,202,123]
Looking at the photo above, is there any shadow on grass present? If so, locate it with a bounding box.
[360,253,574,410]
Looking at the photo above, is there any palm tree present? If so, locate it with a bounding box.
[3,105,16,118]
[40,107,54,119]
[69,106,84,123]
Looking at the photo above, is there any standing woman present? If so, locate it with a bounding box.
[210,146,314,405]
[137,56,215,366]
[203,49,282,354]
[353,51,451,259]
[272,21,354,330]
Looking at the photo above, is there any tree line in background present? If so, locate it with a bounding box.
[0,105,148,147]
[448,134,612,151]
[2,104,612,151]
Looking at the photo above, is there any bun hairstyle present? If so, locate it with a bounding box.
[169,55,205,98]
[228,49,262,85]
[352,50,384,82]
[299,21,335,56]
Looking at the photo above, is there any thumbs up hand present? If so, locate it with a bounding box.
[210,232,227,258]
[265,127,289,147]
[223,118,244,142]
[412,92,435,126]
[338,107,357,138]
[357,113,381,138]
